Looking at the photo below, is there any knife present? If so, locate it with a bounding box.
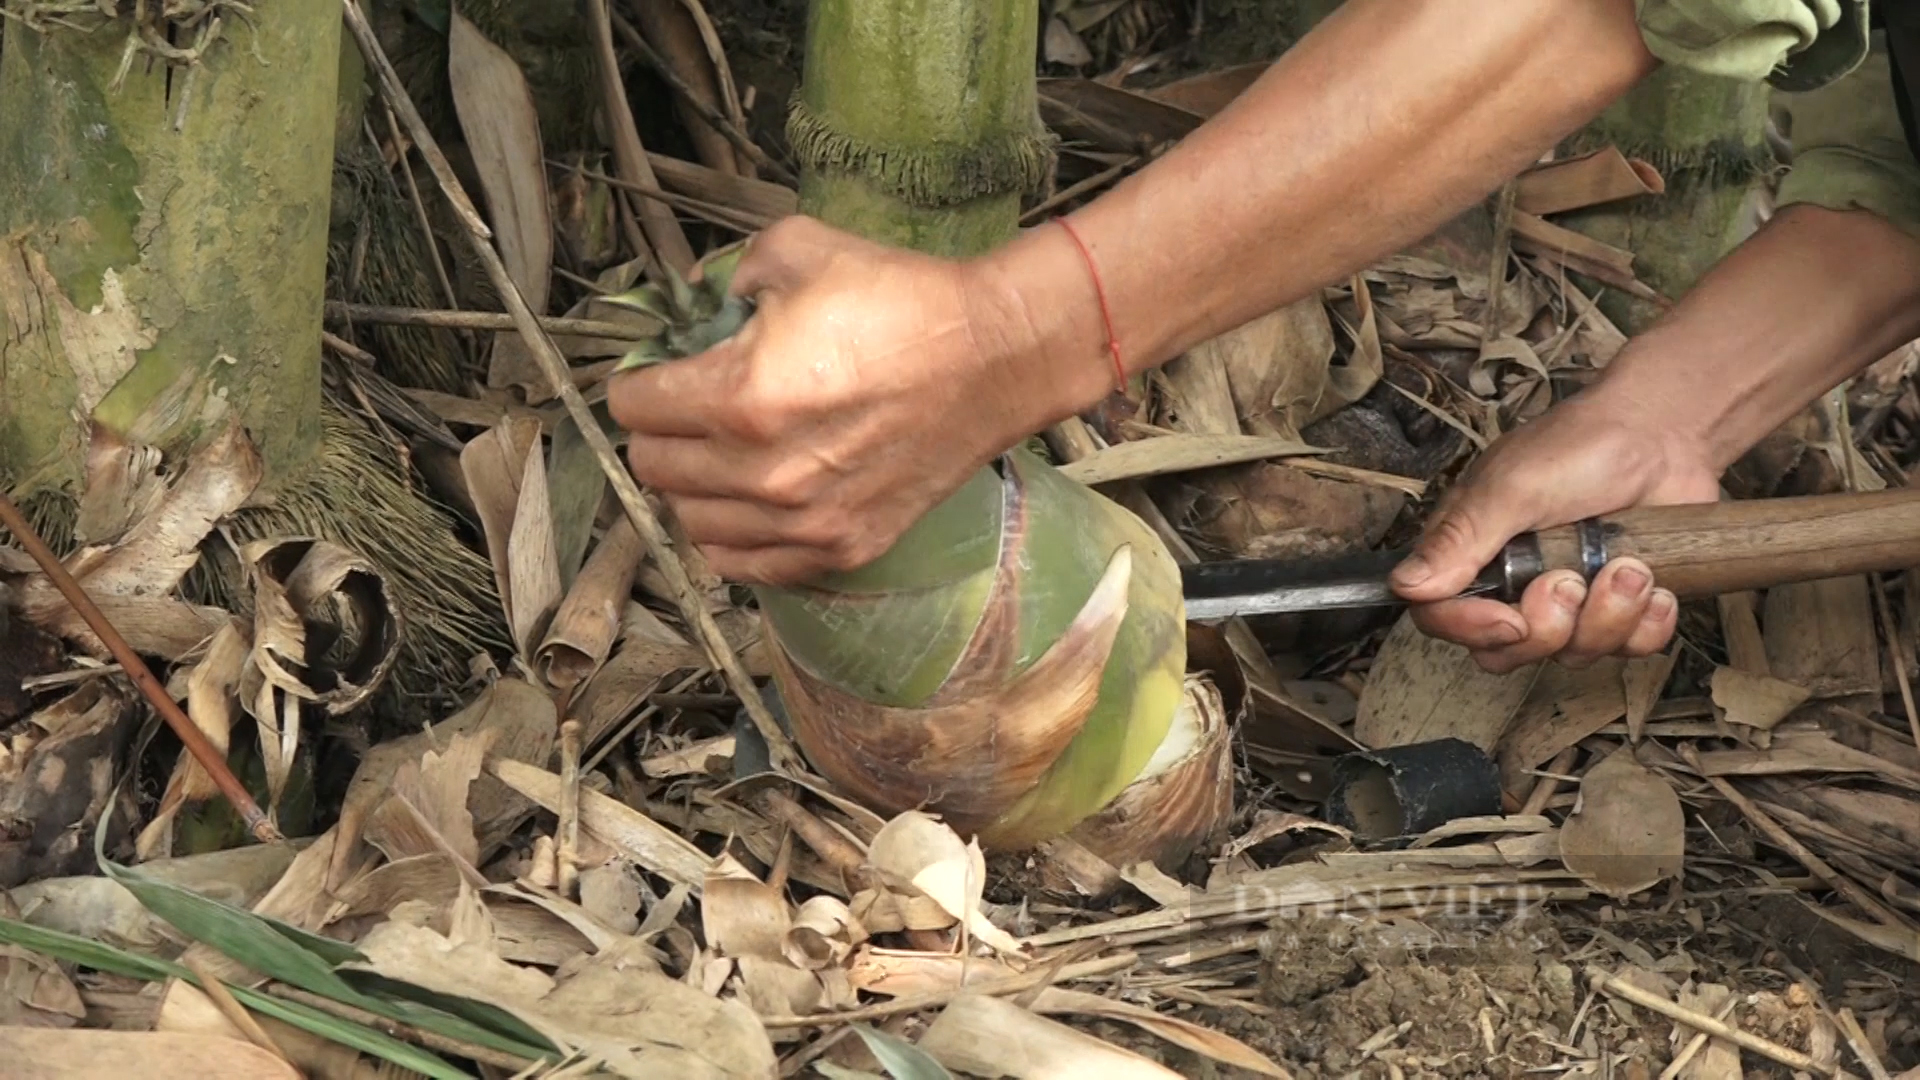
[1181,487,1920,621]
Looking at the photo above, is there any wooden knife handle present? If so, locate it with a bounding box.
[1520,488,1920,599]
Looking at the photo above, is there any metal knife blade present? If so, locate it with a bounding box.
[1181,545,1509,621]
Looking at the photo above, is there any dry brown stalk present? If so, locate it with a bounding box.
[586,0,696,273]
[339,0,802,774]
[180,957,297,1069]
[262,985,543,1072]
[324,302,655,341]
[0,491,278,843]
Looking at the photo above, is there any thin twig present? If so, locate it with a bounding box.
[557,719,583,898]
[323,302,656,341]
[340,0,802,774]
[262,984,543,1072]
[608,11,797,187]
[1522,747,1578,817]
[753,788,870,892]
[0,492,278,843]
[1591,973,1837,1077]
[181,957,299,1071]
[20,663,124,692]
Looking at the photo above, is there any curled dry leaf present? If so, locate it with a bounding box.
[1709,667,1813,733]
[1560,747,1685,900]
[539,516,645,691]
[783,895,866,971]
[241,538,403,715]
[866,811,1022,955]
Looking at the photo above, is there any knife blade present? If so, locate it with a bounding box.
[1180,536,1537,621]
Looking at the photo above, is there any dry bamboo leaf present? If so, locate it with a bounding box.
[1763,578,1882,699]
[156,980,380,1080]
[1800,903,1920,963]
[1059,433,1320,486]
[1515,146,1663,216]
[866,811,1022,955]
[1511,210,1637,278]
[1356,613,1541,752]
[363,727,493,877]
[333,677,557,888]
[846,949,1022,997]
[538,516,645,691]
[507,437,564,660]
[1119,861,1190,907]
[1560,747,1684,900]
[1142,61,1269,116]
[918,994,1184,1079]
[0,1028,302,1079]
[647,152,797,224]
[351,918,779,1078]
[1687,732,1920,788]
[448,11,552,315]
[490,757,755,892]
[1498,660,1629,790]
[1030,987,1292,1079]
[459,415,544,634]
[0,945,84,1028]
[135,619,251,859]
[578,859,645,935]
[1624,645,1677,743]
[848,889,967,936]
[1037,78,1204,151]
[1710,667,1813,732]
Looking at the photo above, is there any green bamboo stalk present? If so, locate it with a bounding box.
[0,6,341,492]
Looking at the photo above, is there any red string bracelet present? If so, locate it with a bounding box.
[1054,217,1128,394]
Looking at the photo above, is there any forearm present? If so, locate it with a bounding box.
[1585,203,1920,474]
[975,0,1657,419]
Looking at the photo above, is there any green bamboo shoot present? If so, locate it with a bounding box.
[608,0,1232,865]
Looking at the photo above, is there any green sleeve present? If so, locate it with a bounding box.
[1634,0,1865,88]
[1774,38,1920,236]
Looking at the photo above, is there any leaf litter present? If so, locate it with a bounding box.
[1,3,1917,1079]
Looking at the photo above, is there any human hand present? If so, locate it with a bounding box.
[1388,386,1722,672]
[605,216,1097,585]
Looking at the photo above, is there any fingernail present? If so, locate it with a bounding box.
[1393,555,1432,588]
[1553,578,1587,610]
[1490,620,1525,646]
[1613,565,1650,597]
[1649,590,1676,619]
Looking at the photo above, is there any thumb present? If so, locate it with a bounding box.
[1391,482,1537,602]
